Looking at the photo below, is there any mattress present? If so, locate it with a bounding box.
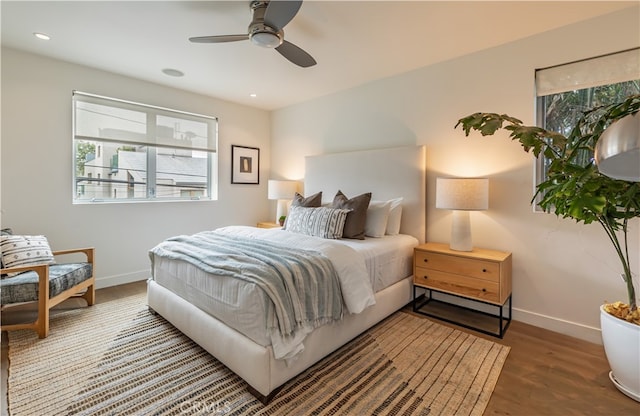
[151,226,418,348]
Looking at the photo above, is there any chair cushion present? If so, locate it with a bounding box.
[0,263,93,305]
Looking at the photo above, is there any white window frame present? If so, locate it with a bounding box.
[72,91,218,203]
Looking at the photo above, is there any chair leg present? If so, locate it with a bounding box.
[36,265,50,339]
[82,282,96,306]
[37,306,50,339]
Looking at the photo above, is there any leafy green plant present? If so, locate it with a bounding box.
[456,94,640,322]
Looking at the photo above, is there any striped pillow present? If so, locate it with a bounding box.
[1,235,54,275]
[284,206,351,239]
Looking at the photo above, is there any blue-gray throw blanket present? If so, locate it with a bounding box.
[149,231,344,357]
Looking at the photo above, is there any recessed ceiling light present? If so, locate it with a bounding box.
[162,68,184,77]
[250,93,257,98]
[33,32,51,41]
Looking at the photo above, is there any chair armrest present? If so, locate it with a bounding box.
[0,247,94,275]
[0,263,49,276]
[52,247,94,264]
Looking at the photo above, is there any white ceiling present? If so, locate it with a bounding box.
[1,1,636,110]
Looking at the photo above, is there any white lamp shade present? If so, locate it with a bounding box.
[595,111,640,182]
[436,178,489,211]
[267,180,298,200]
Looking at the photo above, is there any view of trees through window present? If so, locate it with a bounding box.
[536,80,640,185]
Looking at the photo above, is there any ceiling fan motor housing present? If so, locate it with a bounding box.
[249,1,283,48]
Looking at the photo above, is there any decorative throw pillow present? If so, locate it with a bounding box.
[365,200,391,238]
[285,206,350,239]
[0,235,55,275]
[0,228,13,273]
[331,191,372,240]
[291,191,322,208]
[385,197,404,235]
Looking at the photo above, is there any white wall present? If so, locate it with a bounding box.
[271,7,640,343]
[1,48,271,288]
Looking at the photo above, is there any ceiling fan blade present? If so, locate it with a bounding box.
[275,40,316,68]
[264,0,302,31]
[189,34,249,43]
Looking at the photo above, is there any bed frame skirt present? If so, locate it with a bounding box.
[146,276,412,399]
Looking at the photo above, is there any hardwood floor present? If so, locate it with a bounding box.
[480,320,636,415]
[2,281,638,415]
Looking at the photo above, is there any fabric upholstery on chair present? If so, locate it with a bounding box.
[1,263,93,305]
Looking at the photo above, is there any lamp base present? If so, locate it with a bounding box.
[275,199,288,224]
[450,210,473,251]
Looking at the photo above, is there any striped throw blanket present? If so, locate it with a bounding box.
[149,231,344,359]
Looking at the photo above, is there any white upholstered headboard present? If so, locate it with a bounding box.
[304,145,426,243]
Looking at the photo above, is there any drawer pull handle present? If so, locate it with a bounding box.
[482,268,487,272]
[482,288,487,292]
[423,259,428,263]
[422,275,428,279]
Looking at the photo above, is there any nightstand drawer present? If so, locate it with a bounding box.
[414,251,500,282]
[414,268,500,303]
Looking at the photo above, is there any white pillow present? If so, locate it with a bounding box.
[385,198,404,235]
[284,206,351,239]
[365,200,391,237]
[0,235,54,276]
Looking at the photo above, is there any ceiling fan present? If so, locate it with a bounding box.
[189,0,317,68]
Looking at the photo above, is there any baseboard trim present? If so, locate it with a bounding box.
[513,307,602,345]
[95,270,149,289]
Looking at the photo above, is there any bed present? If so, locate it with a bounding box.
[147,145,426,402]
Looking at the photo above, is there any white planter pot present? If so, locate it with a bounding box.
[600,305,640,402]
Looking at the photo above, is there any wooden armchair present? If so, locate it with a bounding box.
[0,247,95,338]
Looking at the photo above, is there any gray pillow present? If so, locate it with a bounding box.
[331,190,372,240]
[292,191,322,207]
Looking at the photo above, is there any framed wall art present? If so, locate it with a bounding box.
[231,145,260,184]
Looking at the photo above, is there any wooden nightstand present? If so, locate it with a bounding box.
[413,242,512,337]
[256,222,282,229]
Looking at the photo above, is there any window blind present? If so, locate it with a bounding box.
[73,91,217,152]
[535,48,640,97]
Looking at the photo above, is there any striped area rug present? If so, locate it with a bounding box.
[7,292,509,415]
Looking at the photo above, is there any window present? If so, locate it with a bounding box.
[534,49,640,208]
[73,92,218,203]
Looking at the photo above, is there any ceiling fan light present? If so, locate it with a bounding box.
[251,32,282,48]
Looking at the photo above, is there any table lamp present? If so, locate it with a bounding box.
[436,177,489,251]
[267,180,298,223]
